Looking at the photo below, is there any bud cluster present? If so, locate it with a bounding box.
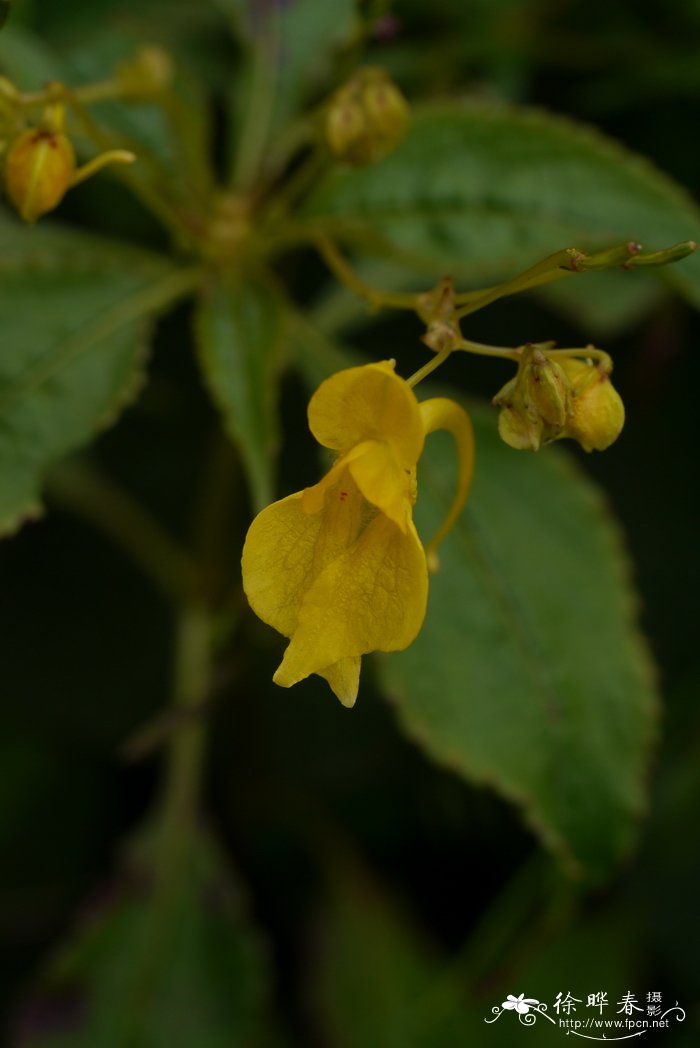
[324,68,409,165]
[493,345,625,452]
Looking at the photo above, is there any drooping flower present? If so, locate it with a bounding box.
[242,360,473,707]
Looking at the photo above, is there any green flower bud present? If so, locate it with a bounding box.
[493,376,547,450]
[324,69,409,165]
[116,46,173,97]
[523,350,569,427]
[324,87,368,161]
[361,68,409,141]
[497,400,545,451]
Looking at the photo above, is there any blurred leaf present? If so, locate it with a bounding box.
[313,847,635,1048]
[313,847,471,1048]
[0,213,180,536]
[231,0,360,139]
[380,400,658,880]
[0,23,62,83]
[58,28,214,209]
[194,276,286,510]
[301,104,700,308]
[537,269,666,338]
[22,832,279,1048]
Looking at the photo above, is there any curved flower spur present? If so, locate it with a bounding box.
[242,361,473,707]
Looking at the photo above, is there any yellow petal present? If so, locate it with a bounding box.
[273,515,428,690]
[307,361,424,467]
[241,478,363,639]
[418,397,475,572]
[347,441,412,531]
[319,657,361,708]
[302,440,412,531]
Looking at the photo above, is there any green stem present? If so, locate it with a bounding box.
[457,339,521,360]
[47,459,202,604]
[154,604,211,896]
[451,247,587,320]
[316,235,420,310]
[264,147,328,224]
[406,347,453,387]
[62,91,197,240]
[125,604,212,1039]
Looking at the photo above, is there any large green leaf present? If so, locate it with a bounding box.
[0,213,182,535]
[301,104,700,307]
[194,276,286,511]
[379,400,658,880]
[25,832,279,1048]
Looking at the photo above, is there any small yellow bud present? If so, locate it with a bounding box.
[524,350,569,427]
[560,358,625,451]
[324,68,409,165]
[361,68,410,141]
[116,46,173,97]
[324,88,368,161]
[5,127,76,223]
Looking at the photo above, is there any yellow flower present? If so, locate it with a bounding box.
[242,361,473,707]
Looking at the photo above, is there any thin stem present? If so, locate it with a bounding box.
[47,459,202,604]
[453,249,578,319]
[406,347,453,388]
[316,235,420,310]
[264,148,328,224]
[456,338,522,361]
[124,604,212,1034]
[154,604,211,895]
[62,90,196,240]
[16,79,128,110]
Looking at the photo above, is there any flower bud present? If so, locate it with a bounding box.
[497,400,545,451]
[324,87,368,161]
[5,127,76,223]
[361,68,409,142]
[116,46,173,97]
[493,376,547,451]
[324,69,409,164]
[523,350,569,427]
[560,358,625,451]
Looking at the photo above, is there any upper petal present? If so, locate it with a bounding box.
[273,515,428,689]
[307,361,424,468]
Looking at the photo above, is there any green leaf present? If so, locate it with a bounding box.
[537,269,666,338]
[313,849,635,1048]
[0,213,185,536]
[25,832,279,1048]
[380,399,658,880]
[194,276,285,510]
[314,855,457,1048]
[233,0,360,139]
[0,24,63,84]
[302,103,700,308]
